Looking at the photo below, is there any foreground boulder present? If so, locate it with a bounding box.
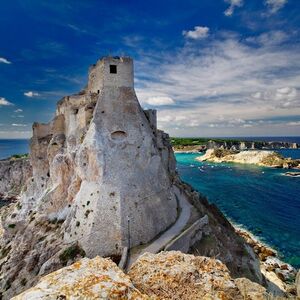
[12,256,148,300]
[13,253,271,300]
[128,251,267,300]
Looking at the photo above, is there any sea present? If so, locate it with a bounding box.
[175,136,300,268]
[0,137,300,268]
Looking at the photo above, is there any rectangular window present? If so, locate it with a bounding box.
[110,65,117,74]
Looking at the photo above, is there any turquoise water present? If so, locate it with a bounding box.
[175,150,300,268]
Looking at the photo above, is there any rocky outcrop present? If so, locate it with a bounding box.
[0,157,32,201]
[0,56,274,298]
[13,253,271,300]
[197,149,300,168]
[12,256,148,300]
[128,251,267,300]
[236,228,298,297]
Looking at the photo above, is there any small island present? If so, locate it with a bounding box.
[196,149,300,169]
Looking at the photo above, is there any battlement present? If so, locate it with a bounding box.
[87,56,134,93]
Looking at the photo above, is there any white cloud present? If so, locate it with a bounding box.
[135,29,300,136]
[0,97,13,106]
[224,0,244,16]
[145,96,175,106]
[0,57,11,64]
[286,121,300,126]
[0,130,31,139]
[24,91,40,97]
[183,26,209,40]
[265,0,288,14]
[12,123,27,127]
[14,109,23,113]
[251,87,298,108]
[246,31,289,46]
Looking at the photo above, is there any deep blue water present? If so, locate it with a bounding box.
[0,139,30,160]
[175,149,300,268]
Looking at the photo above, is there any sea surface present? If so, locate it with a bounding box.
[0,139,30,160]
[0,138,300,268]
[175,149,300,268]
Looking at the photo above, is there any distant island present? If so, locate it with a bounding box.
[171,137,299,152]
[197,149,300,169]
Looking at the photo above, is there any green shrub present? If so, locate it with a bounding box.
[8,224,16,229]
[59,244,86,266]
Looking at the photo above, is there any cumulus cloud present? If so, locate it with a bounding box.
[224,0,244,16]
[145,96,175,106]
[182,26,209,40]
[265,0,288,14]
[24,91,40,97]
[0,97,13,106]
[0,57,11,64]
[251,87,298,108]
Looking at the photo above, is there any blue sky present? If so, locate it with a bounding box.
[0,0,299,138]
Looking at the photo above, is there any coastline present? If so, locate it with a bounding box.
[232,222,297,295]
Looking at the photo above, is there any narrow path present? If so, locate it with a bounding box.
[127,186,192,268]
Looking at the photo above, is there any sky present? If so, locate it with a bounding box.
[0,0,299,138]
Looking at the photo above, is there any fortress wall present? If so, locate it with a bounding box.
[87,57,133,93]
[32,122,51,139]
[51,115,65,135]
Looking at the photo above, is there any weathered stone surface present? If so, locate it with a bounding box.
[128,251,267,300]
[234,278,266,300]
[0,157,32,199]
[12,256,148,300]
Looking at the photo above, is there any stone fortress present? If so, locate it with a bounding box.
[1,56,291,299]
[28,56,178,257]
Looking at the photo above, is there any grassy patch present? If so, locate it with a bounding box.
[59,244,86,266]
[10,153,29,160]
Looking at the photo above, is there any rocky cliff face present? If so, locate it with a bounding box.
[0,56,270,298]
[0,158,32,200]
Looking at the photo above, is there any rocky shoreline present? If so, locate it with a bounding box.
[197,149,300,169]
[235,227,298,297]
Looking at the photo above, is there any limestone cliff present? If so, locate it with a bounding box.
[0,157,32,200]
[0,56,268,298]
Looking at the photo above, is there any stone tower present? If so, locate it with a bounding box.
[64,56,178,257]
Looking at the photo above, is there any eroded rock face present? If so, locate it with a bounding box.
[12,256,148,300]
[128,251,267,300]
[0,158,32,199]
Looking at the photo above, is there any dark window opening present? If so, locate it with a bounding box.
[110,65,117,74]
